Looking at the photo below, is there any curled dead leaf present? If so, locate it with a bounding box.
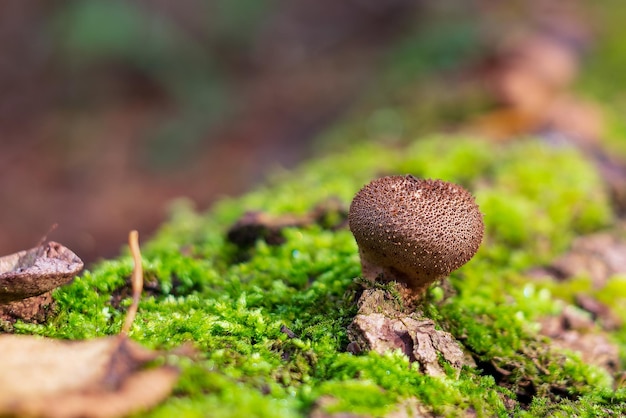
[0,241,83,304]
[0,335,179,418]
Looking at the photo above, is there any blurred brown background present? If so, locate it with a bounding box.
[0,0,429,264]
[1,0,607,265]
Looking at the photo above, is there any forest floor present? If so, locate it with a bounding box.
[3,1,626,417]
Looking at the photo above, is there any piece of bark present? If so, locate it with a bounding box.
[227,211,306,247]
[227,199,348,248]
[575,293,622,331]
[309,396,369,418]
[347,287,472,377]
[309,395,434,418]
[384,398,434,418]
[0,241,83,304]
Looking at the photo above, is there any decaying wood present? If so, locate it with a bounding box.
[227,198,348,248]
[347,286,473,377]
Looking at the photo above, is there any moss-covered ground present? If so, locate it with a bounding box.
[9,3,626,416]
[11,134,626,417]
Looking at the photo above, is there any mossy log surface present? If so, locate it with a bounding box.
[8,136,626,417]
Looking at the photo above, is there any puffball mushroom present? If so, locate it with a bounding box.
[348,175,484,295]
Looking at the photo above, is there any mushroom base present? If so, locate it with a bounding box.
[347,284,473,377]
[358,249,441,301]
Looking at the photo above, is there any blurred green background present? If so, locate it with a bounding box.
[0,0,624,264]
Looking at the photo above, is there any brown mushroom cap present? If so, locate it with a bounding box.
[349,175,484,293]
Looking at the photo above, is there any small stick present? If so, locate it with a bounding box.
[121,230,143,336]
[35,223,58,247]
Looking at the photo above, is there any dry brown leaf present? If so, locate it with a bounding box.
[529,232,626,289]
[539,306,620,374]
[0,241,83,324]
[0,335,179,418]
[0,241,83,304]
[0,231,180,418]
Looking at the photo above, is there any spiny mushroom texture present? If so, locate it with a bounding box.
[349,175,484,294]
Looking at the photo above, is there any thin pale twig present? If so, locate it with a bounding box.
[121,230,143,336]
[35,223,58,248]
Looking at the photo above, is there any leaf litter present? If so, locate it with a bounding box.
[0,240,83,304]
[0,231,180,418]
[0,240,84,326]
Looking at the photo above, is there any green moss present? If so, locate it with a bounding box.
[11,135,625,416]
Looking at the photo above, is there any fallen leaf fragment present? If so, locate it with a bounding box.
[0,241,83,325]
[0,231,180,418]
[0,335,178,418]
[539,305,620,374]
[536,232,626,289]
